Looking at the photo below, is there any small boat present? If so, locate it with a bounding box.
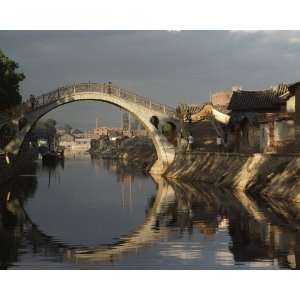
[42,151,58,163]
[42,150,64,163]
[56,149,64,159]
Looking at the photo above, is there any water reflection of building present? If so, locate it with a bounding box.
[168,181,300,269]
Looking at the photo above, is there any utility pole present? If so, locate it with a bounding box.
[120,108,123,131]
[128,113,132,136]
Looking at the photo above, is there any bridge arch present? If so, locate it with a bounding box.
[4,83,178,174]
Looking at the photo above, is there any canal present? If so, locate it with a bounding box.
[0,153,300,269]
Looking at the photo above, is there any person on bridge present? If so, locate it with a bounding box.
[177,130,186,151]
[187,133,194,152]
[108,81,112,95]
[177,131,183,147]
[216,135,223,152]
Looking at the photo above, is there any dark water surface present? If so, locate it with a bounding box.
[1,153,300,269]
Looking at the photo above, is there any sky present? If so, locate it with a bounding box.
[1,30,300,129]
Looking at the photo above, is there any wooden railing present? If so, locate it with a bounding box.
[25,82,176,117]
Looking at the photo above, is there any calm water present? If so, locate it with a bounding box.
[1,152,300,269]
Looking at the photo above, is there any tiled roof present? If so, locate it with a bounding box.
[228,83,290,112]
[287,81,300,94]
[176,102,210,116]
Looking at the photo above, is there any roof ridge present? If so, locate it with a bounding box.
[234,85,288,95]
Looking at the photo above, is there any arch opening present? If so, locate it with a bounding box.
[5,91,177,175]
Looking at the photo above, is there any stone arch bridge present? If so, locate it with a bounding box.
[2,83,179,175]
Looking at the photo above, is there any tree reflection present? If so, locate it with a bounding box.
[0,160,38,268]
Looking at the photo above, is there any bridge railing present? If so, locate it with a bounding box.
[24,83,176,118]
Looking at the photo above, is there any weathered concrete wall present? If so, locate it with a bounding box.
[248,155,300,202]
[165,151,300,203]
[165,151,300,225]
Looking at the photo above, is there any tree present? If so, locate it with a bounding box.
[0,49,25,110]
[44,119,57,140]
[32,119,57,147]
[64,124,72,134]
[45,118,57,128]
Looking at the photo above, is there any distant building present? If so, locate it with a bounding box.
[93,127,110,136]
[56,127,67,136]
[110,128,123,136]
[71,129,84,136]
[58,133,75,150]
[72,137,91,151]
[88,126,122,138]
[58,132,92,151]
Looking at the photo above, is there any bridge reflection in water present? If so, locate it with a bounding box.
[1,157,300,269]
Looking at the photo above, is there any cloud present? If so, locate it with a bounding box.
[1,30,300,128]
[230,30,300,45]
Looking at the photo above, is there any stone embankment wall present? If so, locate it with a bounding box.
[90,136,157,171]
[165,151,300,204]
[118,139,157,172]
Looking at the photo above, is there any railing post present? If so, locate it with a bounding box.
[57,88,60,99]
[149,100,152,109]
[73,84,76,94]
[163,105,166,113]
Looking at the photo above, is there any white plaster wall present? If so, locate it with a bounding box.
[274,120,295,142]
[287,96,295,113]
[259,124,268,152]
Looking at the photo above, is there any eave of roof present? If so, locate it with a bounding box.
[228,82,292,112]
[287,81,300,94]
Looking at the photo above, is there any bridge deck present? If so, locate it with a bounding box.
[24,82,176,118]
